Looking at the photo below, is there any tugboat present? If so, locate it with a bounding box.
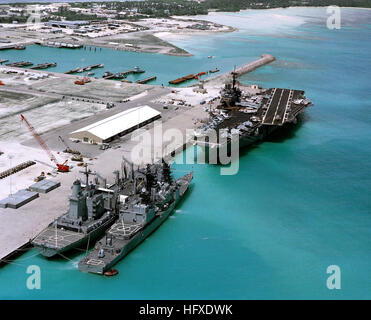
[32,167,120,258]
[78,161,193,274]
[194,71,313,162]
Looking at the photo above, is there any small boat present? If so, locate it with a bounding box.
[208,55,213,59]
[87,72,95,76]
[209,68,220,73]
[98,64,104,68]
[104,269,119,277]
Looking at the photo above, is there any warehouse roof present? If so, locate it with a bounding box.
[70,106,161,140]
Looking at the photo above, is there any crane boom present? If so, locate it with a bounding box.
[20,114,69,172]
[58,135,69,151]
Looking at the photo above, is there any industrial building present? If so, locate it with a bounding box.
[69,106,161,144]
[44,20,90,29]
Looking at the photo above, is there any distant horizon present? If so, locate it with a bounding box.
[2,0,143,4]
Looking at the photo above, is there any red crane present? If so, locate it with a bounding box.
[20,114,69,172]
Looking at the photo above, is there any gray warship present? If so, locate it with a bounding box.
[194,72,313,162]
[78,160,193,275]
[32,168,119,258]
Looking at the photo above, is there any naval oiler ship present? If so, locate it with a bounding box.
[194,72,313,162]
[32,168,119,258]
[78,161,193,274]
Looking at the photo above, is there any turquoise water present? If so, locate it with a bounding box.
[0,43,237,86]
[1,7,370,299]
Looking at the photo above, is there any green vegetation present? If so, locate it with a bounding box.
[1,0,371,24]
[202,0,371,11]
[90,0,371,16]
[54,6,107,21]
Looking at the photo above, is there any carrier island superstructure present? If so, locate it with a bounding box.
[194,72,313,162]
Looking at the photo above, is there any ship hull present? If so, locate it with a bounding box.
[78,173,193,274]
[79,194,181,274]
[32,214,117,258]
[198,123,289,164]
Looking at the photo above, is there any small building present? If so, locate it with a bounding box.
[69,106,161,144]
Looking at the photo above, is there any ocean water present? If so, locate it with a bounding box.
[0,43,237,86]
[0,7,370,299]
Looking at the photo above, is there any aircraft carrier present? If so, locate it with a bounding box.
[32,167,119,258]
[78,161,193,275]
[194,72,313,162]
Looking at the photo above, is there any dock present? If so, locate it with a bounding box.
[5,61,33,68]
[103,67,145,80]
[65,64,103,74]
[205,54,276,86]
[0,56,276,265]
[235,54,275,76]
[136,76,157,84]
[0,87,207,264]
[30,62,57,70]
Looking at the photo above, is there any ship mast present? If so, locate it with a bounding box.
[79,165,91,190]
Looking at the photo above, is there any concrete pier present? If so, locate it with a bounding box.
[235,54,275,76]
[136,76,157,84]
[65,64,102,74]
[205,54,276,86]
[30,62,57,70]
[5,61,33,68]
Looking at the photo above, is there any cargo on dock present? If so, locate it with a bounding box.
[0,161,36,180]
[28,179,61,194]
[0,189,39,209]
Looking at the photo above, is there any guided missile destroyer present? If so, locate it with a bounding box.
[78,161,193,275]
[194,72,313,162]
[32,168,119,258]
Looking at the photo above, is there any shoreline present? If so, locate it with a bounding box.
[0,16,237,57]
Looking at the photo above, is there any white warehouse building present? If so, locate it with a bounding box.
[69,105,161,144]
